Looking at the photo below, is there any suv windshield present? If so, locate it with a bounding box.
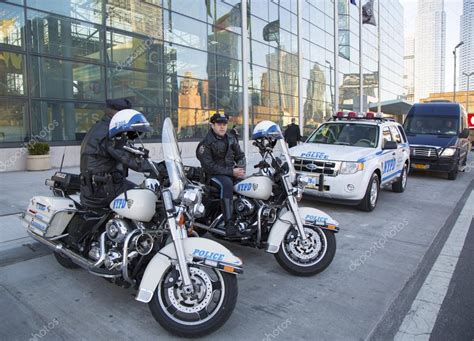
[404,115,459,136]
[307,123,379,148]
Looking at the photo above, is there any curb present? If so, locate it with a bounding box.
[367,178,474,340]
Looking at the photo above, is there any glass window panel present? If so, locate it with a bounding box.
[107,67,166,106]
[164,0,207,23]
[176,108,210,140]
[27,0,102,24]
[29,10,103,61]
[209,28,241,60]
[30,100,103,141]
[248,15,267,43]
[250,0,268,21]
[0,3,24,48]
[248,64,268,90]
[0,98,27,143]
[164,11,208,50]
[106,0,164,39]
[177,76,209,110]
[165,44,209,80]
[249,39,270,67]
[30,56,105,101]
[107,31,163,72]
[0,51,26,95]
[279,8,291,32]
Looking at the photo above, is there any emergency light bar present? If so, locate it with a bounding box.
[333,111,383,120]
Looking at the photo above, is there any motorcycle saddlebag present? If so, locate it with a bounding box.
[22,196,77,238]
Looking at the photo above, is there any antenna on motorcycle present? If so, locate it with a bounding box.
[59,147,66,172]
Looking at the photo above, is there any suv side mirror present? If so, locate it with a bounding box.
[383,140,398,150]
[460,128,470,139]
[301,136,308,142]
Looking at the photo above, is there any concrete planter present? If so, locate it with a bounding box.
[26,154,51,171]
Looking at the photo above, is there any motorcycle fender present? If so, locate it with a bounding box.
[136,237,242,303]
[266,207,339,254]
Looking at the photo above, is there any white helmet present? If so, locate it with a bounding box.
[108,109,153,138]
[252,121,283,140]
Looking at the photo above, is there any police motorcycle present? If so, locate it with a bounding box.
[190,121,340,276]
[21,116,242,337]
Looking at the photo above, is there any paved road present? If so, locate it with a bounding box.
[430,219,474,341]
[0,154,473,340]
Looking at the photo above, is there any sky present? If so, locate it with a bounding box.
[399,0,464,93]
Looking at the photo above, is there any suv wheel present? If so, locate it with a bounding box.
[358,172,380,212]
[392,164,408,193]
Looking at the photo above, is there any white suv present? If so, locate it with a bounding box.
[290,112,410,211]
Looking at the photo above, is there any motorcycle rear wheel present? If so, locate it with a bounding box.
[274,226,336,276]
[148,265,238,337]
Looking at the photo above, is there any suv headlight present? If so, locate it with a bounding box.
[440,147,456,157]
[340,162,364,174]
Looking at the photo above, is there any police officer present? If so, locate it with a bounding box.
[196,113,246,237]
[80,99,151,208]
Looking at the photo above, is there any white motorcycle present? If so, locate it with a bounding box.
[191,121,340,276]
[21,118,242,337]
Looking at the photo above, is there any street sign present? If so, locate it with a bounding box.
[468,113,474,128]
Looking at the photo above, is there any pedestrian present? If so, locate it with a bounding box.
[284,118,301,148]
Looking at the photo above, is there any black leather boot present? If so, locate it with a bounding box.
[222,198,241,237]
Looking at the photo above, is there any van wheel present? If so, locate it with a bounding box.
[392,164,408,193]
[358,173,379,212]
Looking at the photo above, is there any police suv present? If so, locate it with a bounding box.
[290,112,410,211]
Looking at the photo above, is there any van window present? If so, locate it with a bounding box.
[404,115,459,136]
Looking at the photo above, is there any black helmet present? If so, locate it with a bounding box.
[210,113,229,124]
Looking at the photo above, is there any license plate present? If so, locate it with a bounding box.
[413,163,429,169]
[306,176,319,189]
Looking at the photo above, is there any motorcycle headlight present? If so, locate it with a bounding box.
[440,147,456,157]
[340,162,364,174]
[182,187,202,206]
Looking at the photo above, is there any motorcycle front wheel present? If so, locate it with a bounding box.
[274,226,336,276]
[148,265,238,338]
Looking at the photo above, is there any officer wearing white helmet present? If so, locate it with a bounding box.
[80,99,153,208]
[196,112,246,237]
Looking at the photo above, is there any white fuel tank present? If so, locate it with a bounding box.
[110,189,156,222]
[234,176,274,200]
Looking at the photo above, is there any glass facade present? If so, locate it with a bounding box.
[0,0,404,145]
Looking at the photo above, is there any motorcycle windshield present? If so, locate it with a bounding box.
[277,139,296,183]
[162,117,186,200]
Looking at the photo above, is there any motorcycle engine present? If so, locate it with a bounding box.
[234,198,255,217]
[105,218,130,243]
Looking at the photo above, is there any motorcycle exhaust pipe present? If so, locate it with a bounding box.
[27,230,118,278]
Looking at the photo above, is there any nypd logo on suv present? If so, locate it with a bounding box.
[290,112,410,211]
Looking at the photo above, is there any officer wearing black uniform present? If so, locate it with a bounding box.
[196,113,246,237]
[284,118,301,148]
[80,99,150,208]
